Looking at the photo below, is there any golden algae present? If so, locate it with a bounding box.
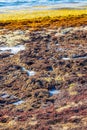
[0,9,87,30]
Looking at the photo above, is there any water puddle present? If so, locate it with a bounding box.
[0,93,24,106]
[10,95,17,99]
[49,87,60,96]
[21,67,36,76]
[78,56,87,59]
[62,55,87,61]
[0,45,25,54]
[72,55,87,59]
[62,57,71,60]
[12,100,24,105]
[27,70,36,76]
[56,44,59,46]
[1,93,9,98]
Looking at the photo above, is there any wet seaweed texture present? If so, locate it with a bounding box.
[0,10,87,130]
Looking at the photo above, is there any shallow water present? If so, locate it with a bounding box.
[62,57,71,60]
[13,100,24,105]
[62,56,87,60]
[49,88,60,96]
[1,93,9,98]
[0,45,25,54]
[21,67,36,76]
[0,0,87,10]
[27,70,36,76]
[0,92,24,105]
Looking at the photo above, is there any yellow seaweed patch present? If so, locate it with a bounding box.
[68,83,77,96]
[0,9,87,21]
[0,9,87,30]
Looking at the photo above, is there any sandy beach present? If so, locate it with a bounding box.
[0,5,87,130]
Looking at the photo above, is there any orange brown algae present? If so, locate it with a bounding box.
[0,9,87,30]
[0,15,87,30]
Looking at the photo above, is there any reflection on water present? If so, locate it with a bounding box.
[27,70,36,76]
[1,93,9,98]
[13,100,24,105]
[62,55,87,60]
[21,67,36,76]
[0,45,25,54]
[0,92,24,105]
[62,57,71,60]
[49,87,60,96]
